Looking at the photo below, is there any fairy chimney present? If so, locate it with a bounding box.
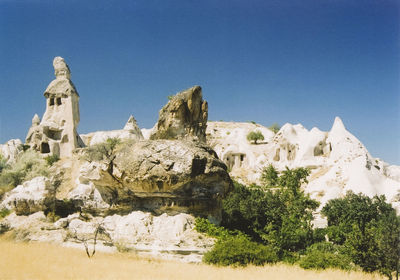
[26,57,84,157]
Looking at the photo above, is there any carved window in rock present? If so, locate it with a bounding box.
[40,142,50,154]
[49,98,55,106]
[56,97,62,106]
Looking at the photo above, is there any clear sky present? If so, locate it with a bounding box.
[1,0,399,164]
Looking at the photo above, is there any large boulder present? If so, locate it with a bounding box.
[0,177,53,215]
[75,139,231,220]
[150,86,208,142]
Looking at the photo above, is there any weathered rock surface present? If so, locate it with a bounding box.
[80,115,144,146]
[0,210,214,262]
[0,139,23,164]
[25,56,84,158]
[67,139,231,220]
[0,177,53,215]
[150,86,208,142]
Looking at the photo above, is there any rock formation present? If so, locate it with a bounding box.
[150,86,208,142]
[54,139,232,220]
[80,115,144,146]
[25,57,84,158]
[206,118,400,214]
[0,177,53,215]
[0,210,214,262]
[0,139,23,164]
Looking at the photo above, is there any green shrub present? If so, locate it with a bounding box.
[0,155,8,173]
[299,242,353,270]
[46,211,61,222]
[0,208,11,219]
[0,150,48,188]
[246,131,264,144]
[45,154,60,166]
[84,138,122,178]
[195,217,234,240]
[204,235,278,266]
[222,167,319,257]
[322,192,400,278]
[269,123,281,134]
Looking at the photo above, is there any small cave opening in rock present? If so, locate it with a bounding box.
[191,158,206,177]
[45,199,81,218]
[40,142,50,154]
[56,97,62,105]
[49,98,55,106]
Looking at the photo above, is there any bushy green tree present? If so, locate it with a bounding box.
[196,218,278,266]
[44,154,60,166]
[260,164,278,187]
[246,131,264,144]
[268,123,281,134]
[322,192,400,279]
[84,138,121,178]
[222,166,319,259]
[204,235,278,266]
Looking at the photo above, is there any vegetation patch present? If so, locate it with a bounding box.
[0,149,49,191]
[196,164,400,279]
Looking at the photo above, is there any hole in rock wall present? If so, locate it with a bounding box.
[56,97,62,105]
[46,129,61,140]
[191,158,206,177]
[41,142,50,154]
[49,98,55,106]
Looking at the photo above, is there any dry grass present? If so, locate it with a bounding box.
[0,240,384,280]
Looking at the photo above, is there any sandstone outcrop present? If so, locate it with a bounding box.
[25,57,84,158]
[150,86,208,142]
[64,139,232,220]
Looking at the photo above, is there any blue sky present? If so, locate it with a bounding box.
[1,0,399,164]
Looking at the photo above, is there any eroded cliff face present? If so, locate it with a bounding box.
[48,139,231,220]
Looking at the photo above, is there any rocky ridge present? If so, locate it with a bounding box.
[204,118,400,213]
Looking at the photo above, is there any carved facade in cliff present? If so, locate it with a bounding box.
[26,57,84,157]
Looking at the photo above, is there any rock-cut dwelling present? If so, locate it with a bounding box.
[26,57,84,157]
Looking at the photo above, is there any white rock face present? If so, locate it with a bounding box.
[0,210,213,262]
[0,139,23,164]
[81,115,144,146]
[67,181,110,211]
[0,177,52,215]
[206,118,400,212]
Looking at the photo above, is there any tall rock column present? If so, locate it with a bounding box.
[26,57,84,157]
[150,85,208,142]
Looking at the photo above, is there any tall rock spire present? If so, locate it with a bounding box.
[25,57,84,157]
